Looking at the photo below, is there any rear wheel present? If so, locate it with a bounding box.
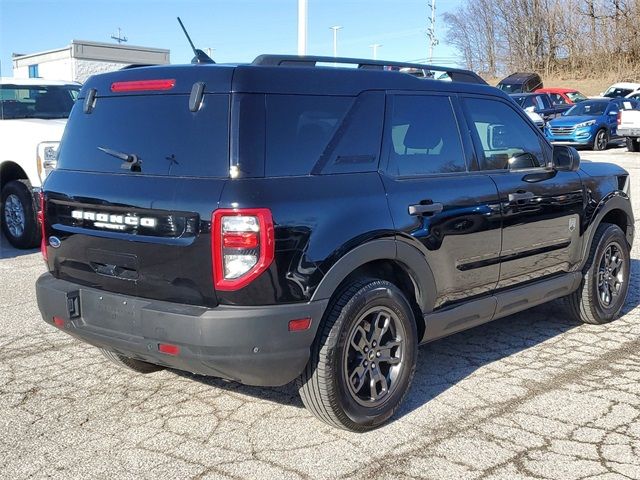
[298,278,418,431]
[1,180,40,249]
[100,348,165,374]
[593,129,609,151]
[626,137,640,152]
[565,223,630,324]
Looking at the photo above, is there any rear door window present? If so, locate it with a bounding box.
[57,94,230,177]
[385,95,466,176]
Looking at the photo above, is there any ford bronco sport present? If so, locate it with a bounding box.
[36,55,634,431]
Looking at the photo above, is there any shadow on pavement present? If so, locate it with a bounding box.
[0,234,38,259]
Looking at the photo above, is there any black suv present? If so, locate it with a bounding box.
[36,55,634,431]
[497,72,543,93]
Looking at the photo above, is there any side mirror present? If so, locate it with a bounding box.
[553,145,580,172]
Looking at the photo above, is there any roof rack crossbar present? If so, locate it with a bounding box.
[251,55,487,85]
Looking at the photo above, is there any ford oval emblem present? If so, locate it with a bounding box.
[49,236,61,248]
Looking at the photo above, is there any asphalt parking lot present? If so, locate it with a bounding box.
[1,147,639,480]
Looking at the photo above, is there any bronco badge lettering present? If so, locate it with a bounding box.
[71,209,157,230]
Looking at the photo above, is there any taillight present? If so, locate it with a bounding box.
[110,79,176,92]
[211,209,274,291]
[38,192,47,262]
[617,111,622,125]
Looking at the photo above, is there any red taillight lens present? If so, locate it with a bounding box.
[617,111,622,125]
[288,317,312,332]
[38,192,47,261]
[110,79,176,92]
[211,208,274,291]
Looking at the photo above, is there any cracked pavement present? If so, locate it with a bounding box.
[1,147,639,479]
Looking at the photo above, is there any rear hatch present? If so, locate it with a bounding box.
[43,65,233,307]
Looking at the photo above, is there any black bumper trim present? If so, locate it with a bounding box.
[36,273,329,386]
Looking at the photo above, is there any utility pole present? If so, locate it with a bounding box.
[369,44,383,60]
[427,0,438,63]
[330,25,343,57]
[111,27,128,44]
[298,0,308,55]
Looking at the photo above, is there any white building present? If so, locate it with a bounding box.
[12,40,170,83]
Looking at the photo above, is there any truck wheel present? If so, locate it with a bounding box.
[593,129,609,151]
[565,223,630,324]
[298,278,418,431]
[1,179,40,249]
[626,137,640,152]
[100,348,165,374]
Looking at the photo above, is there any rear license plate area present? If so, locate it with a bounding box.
[80,290,142,334]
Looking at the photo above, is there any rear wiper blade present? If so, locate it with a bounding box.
[97,146,142,171]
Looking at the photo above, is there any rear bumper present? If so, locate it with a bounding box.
[617,128,640,138]
[36,273,328,386]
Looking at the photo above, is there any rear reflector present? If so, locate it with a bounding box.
[53,316,65,328]
[158,343,180,355]
[111,79,176,92]
[288,317,312,332]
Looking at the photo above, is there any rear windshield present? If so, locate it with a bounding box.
[57,94,230,177]
[0,84,80,119]
[497,83,523,94]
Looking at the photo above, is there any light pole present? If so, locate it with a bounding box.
[298,0,308,55]
[369,44,382,60]
[330,25,343,57]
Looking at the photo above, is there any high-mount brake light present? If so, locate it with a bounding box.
[211,209,274,291]
[110,79,176,92]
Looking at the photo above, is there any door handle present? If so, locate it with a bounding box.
[508,191,535,202]
[408,202,443,216]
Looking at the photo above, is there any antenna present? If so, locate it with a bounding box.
[111,27,128,44]
[427,0,438,63]
[176,17,215,64]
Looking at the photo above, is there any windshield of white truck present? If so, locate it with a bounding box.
[0,84,80,120]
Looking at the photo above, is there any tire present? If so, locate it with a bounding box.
[1,179,40,249]
[297,278,418,431]
[564,223,630,324]
[100,348,165,374]
[626,137,640,152]
[592,128,609,151]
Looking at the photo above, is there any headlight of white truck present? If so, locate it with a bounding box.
[37,141,60,181]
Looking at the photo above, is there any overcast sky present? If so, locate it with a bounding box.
[0,0,464,76]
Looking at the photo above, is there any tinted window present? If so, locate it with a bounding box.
[603,87,633,98]
[265,95,351,176]
[549,93,567,105]
[464,98,544,170]
[58,94,229,177]
[387,95,465,176]
[1,84,79,119]
[316,92,384,175]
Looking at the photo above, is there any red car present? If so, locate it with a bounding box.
[536,87,588,106]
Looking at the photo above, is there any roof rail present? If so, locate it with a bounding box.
[251,54,487,85]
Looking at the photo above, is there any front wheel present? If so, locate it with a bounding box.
[1,180,40,249]
[298,278,418,431]
[592,129,609,151]
[564,223,630,324]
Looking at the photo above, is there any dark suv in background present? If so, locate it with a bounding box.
[36,55,633,431]
[497,72,543,93]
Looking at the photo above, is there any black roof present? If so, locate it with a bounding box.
[499,72,541,83]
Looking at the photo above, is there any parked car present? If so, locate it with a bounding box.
[545,98,640,150]
[601,82,640,98]
[497,72,543,93]
[510,92,570,121]
[0,78,81,248]
[36,55,633,431]
[536,87,588,105]
[616,99,640,152]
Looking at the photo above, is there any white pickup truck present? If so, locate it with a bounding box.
[617,104,640,152]
[1,78,80,248]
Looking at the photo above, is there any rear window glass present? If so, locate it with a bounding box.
[265,95,351,176]
[57,94,229,177]
[1,84,79,119]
